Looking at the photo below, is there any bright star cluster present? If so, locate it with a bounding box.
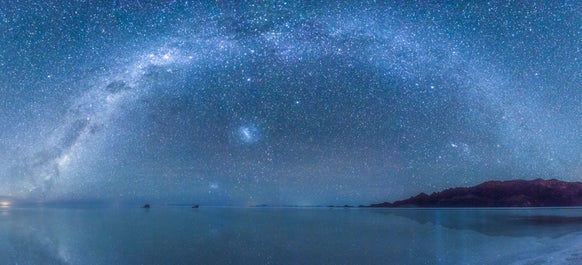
[0,1,579,206]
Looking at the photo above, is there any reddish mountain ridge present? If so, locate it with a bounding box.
[370,179,582,207]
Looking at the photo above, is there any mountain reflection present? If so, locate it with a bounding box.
[372,208,582,238]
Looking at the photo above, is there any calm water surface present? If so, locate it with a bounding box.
[0,207,581,265]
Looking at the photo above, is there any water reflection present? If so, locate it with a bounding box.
[373,208,582,238]
[0,207,581,265]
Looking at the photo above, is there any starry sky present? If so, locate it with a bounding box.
[0,1,580,206]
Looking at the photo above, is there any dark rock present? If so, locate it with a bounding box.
[369,179,582,207]
[192,204,199,208]
[368,201,393,207]
[143,204,150,208]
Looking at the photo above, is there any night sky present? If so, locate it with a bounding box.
[0,1,580,206]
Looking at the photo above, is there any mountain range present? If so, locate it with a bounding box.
[368,179,582,207]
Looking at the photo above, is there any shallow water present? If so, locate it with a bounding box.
[0,207,581,265]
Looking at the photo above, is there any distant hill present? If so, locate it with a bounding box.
[368,179,582,207]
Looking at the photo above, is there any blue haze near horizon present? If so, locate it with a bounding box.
[1,207,582,265]
[0,1,580,206]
